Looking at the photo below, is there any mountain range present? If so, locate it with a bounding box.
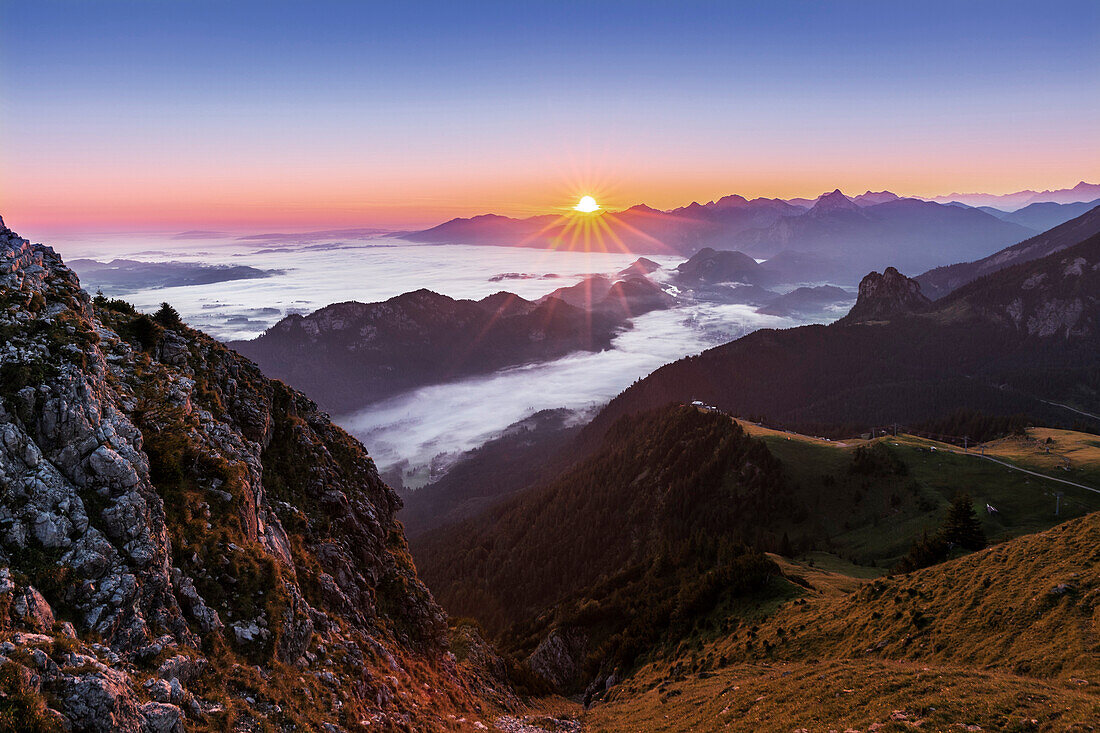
[401,189,1100,283]
[924,180,1100,209]
[3,200,1100,731]
[402,208,1100,556]
[918,203,1100,299]
[992,197,1100,231]
[228,281,669,414]
[586,220,1100,441]
[407,207,1100,706]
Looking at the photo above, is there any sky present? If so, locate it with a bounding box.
[2,0,1098,233]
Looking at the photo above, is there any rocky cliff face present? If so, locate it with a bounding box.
[838,266,931,325]
[917,204,1100,299]
[0,219,512,731]
[935,230,1100,339]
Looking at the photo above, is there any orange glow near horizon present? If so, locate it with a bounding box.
[2,161,1098,237]
[5,1,1098,241]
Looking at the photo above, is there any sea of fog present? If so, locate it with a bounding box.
[335,302,802,486]
[42,230,840,486]
[45,231,690,340]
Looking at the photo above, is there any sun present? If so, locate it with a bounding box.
[573,195,600,213]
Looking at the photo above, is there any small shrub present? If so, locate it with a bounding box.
[92,291,136,315]
[118,314,161,351]
[0,661,61,732]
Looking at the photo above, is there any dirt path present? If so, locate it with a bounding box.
[969,452,1100,495]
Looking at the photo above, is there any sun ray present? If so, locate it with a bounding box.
[600,210,675,253]
[591,214,634,256]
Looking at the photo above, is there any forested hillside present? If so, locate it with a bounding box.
[415,407,788,689]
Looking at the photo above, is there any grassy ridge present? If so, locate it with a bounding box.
[736,421,1100,567]
[585,510,1100,731]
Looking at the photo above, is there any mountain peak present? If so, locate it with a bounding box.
[838,266,931,324]
[853,190,901,206]
[810,189,861,214]
[711,194,749,209]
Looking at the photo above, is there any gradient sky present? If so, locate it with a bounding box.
[2,0,1098,233]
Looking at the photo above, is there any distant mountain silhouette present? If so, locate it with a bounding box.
[1021,181,1100,206]
[729,197,1034,280]
[925,181,1100,210]
[403,197,805,255]
[998,198,1100,232]
[403,192,1035,282]
[852,190,901,206]
[755,285,852,317]
[808,189,865,215]
[917,204,1100,299]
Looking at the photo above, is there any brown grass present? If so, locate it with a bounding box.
[586,659,1099,732]
[575,511,1100,732]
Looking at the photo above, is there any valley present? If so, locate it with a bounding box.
[2,201,1099,731]
[6,3,1099,730]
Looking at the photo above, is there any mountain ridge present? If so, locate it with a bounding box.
[584,227,1100,441]
[0,219,513,730]
[402,195,1035,281]
[229,282,667,414]
[918,203,1100,299]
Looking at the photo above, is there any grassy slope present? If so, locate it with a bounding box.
[588,660,1097,732]
[981,427,1100,489]
[584,510,1100,732]
[734,420,1100,567]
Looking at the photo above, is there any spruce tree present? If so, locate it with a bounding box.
[154,301,182,328]
[942,493,986,550]
[779,531,794,557]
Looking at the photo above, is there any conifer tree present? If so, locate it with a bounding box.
[942,493,986,550]
[154,301,182,327]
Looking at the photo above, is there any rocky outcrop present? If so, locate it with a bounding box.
[937,230,1100,339]
[838,267,931,325]
[0,219,511,729]
[525,627,588,692]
